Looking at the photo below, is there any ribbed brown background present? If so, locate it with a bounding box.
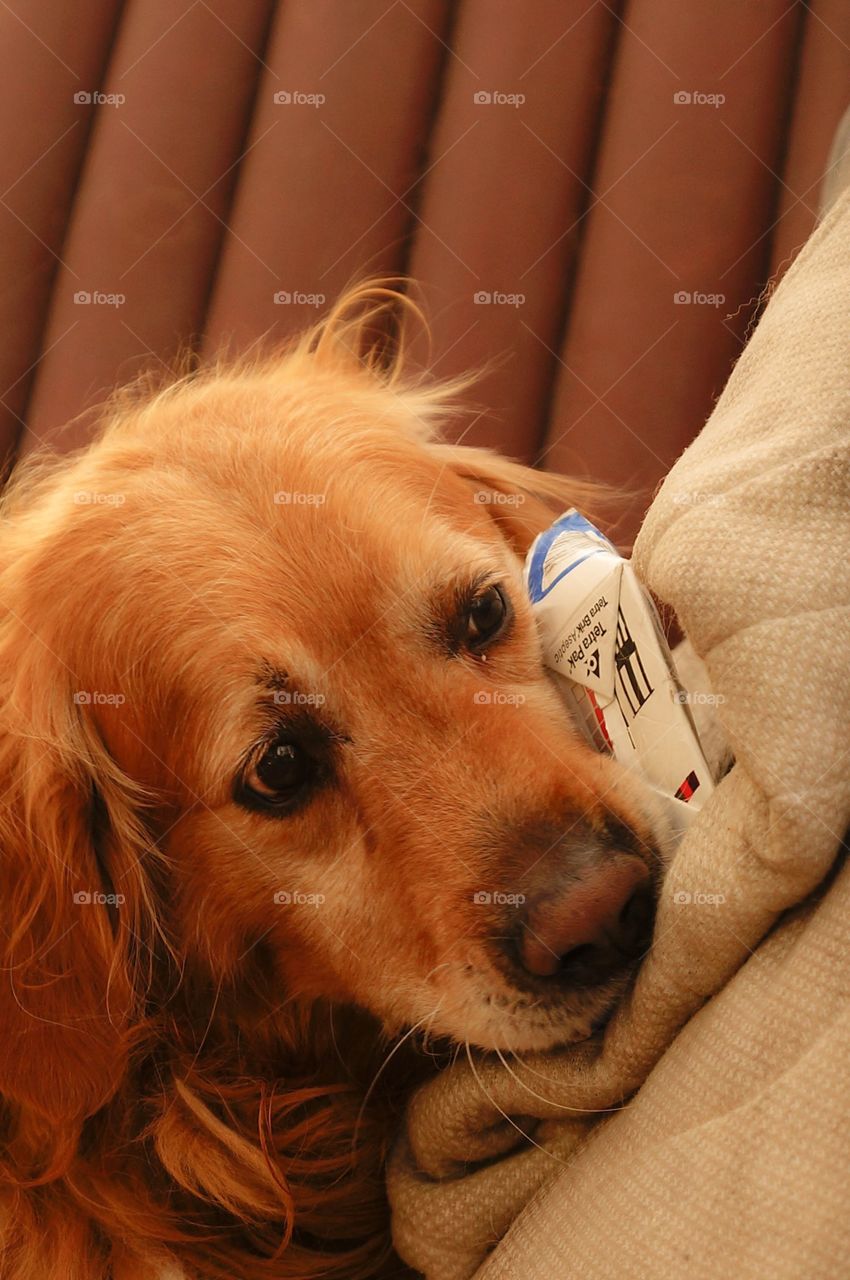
[1,0,847,537]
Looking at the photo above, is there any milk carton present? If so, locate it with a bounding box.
[526,510,714,837]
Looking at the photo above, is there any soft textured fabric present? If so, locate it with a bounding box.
[387,185,850,1280]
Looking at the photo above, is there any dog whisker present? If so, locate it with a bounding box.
[353,1005,444,1153]
[496,1047,628,1116]
[464,1042,576,1170]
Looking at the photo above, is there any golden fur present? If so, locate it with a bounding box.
[0,284,666,1278]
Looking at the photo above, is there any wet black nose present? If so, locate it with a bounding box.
[517,854,655,984]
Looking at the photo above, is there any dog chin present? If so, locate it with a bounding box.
[467,1016,598,1054]
[399,975,625,1054]
[462,991,621,1053]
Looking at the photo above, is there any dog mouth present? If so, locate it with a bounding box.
[490,955,646,1051]
[422,865,655,1054]
[453,840,661,1051]
[445,965,634,1053]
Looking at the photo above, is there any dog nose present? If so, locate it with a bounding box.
[519,855,654,981]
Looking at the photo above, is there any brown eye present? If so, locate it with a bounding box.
[243,739,314,809]
[465,584,509,651]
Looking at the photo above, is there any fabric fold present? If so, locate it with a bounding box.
[388,187,850,1280]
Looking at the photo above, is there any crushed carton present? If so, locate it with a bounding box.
[525,510,714,839]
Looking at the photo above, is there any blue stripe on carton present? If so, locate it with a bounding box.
[526,510,614,604]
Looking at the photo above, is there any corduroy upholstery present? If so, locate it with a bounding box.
[1,1,848,540]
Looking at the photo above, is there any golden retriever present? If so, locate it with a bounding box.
[0,284,668,1279]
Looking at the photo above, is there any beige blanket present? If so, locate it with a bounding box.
[388,187,850,1280]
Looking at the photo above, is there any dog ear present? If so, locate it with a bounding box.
[428,441,612,557]
[293,281,602,538]
[0,643,156,1167]
[294,278,480,423]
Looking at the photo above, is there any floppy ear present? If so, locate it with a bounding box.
[292,278,612,550]
[296,278,616,553]
[428,441,613,557]
[0,642,156,1169]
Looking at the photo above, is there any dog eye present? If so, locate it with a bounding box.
[242,739,314,809]
[464,584,509,651]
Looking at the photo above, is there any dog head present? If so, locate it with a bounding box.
[0,285,668,1147]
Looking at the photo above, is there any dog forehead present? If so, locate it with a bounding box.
[255,499,497,655]
[238,439,502,609]
[210,484,505,701]
[81,420,510,699]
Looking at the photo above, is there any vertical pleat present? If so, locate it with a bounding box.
[770,0,850,275]
[203,0,449,356]
[406,0,621,460]
[0,0,122,463]
[1,0,839,500]
[541,0,801,543]
[21,0,274,454]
